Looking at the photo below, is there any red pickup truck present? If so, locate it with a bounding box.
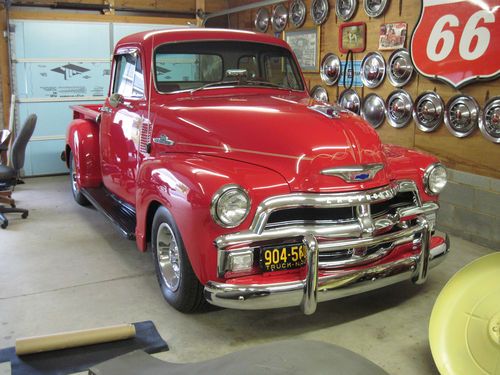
[65,28,449,314]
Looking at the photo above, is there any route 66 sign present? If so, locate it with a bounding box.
[411,0,500,89]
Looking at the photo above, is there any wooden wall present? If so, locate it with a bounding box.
[227,0,500,179]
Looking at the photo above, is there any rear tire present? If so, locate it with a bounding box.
[151,206,207,313]
[69,152,90,206]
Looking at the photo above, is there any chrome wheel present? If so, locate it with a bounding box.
[156,222,181,291]
[71,157,78,194]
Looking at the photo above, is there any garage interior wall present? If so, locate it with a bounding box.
[10,19,182,176]
[223,0,499,248]
[0,1,228,173]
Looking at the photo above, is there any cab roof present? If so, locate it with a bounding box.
[116,27,291,51]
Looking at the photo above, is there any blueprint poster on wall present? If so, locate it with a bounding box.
[15,62,110,99]
[340,60,363,87]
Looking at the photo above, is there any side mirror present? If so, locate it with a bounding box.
[109,93,124,108]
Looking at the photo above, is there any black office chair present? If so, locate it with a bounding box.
[0,114,37,229]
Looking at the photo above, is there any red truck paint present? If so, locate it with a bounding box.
[65,28,448,313]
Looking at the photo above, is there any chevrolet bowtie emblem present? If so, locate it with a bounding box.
[320,163,384,183]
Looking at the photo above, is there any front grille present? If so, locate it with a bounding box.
[319,241,393,263]
[370,191,416,217]
[266,206,356,228]
[265,191,417,229]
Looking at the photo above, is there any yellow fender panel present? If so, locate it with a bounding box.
[429,252,500,375]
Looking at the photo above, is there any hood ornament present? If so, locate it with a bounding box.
[321,163,383,182]
[308,103,342,119]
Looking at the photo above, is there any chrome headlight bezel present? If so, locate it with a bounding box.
[423,163,448,195]
[211,184,251,228]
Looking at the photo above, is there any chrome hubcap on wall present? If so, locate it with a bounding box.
[156,223,181,291]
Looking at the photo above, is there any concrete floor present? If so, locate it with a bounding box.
[0,175,495,375]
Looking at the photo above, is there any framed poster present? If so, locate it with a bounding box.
[284,28,320,72]
[379,22,407,50]
[339,22,366,53]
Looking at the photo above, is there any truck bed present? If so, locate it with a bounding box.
[70,104,101,121]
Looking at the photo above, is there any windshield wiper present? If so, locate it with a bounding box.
[245,80,284,89]
[190,80,240,93]
[190,79,290,94]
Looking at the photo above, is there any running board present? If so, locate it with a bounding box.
[81,187,136,240]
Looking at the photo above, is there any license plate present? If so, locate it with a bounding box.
[260,243,307,272]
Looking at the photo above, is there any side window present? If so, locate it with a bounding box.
[112,53,144,98]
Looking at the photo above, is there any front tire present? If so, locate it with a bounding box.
[151,206,206,313]
[69,152,89,206]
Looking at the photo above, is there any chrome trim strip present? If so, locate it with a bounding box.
[216,222,363,251]
[177,141,313,161]
[205,235,449,311]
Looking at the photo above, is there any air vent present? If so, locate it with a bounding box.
[386,89,413,128]
[413,91,444,133]
[444,95,479,138]
[479,96,500,143]
[139,120,152,154]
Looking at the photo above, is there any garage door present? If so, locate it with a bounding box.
[10,20,182,176]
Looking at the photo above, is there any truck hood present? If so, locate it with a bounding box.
[153,91,390,192]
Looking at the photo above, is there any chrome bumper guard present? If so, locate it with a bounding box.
[205,182,449,314]
[205,221,450,315]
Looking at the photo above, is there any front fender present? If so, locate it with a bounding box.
[135,154,290,284]
[383,144,440,202]
[66,119,101,188]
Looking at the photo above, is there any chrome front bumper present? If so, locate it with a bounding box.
[204,224,450,315]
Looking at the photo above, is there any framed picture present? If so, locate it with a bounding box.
[284,28,320,72]
[379,22,407,50]
[339,22,366,53]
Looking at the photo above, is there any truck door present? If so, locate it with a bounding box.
[100,48,147,205]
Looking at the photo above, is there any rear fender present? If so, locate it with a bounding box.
[66,119,101,188]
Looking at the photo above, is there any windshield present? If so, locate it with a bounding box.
[154,41,304,93]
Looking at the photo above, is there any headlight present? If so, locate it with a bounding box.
[211,185,251,228]
[424,163,447,195]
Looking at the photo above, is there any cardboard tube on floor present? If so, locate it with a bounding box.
[15,323,136,356]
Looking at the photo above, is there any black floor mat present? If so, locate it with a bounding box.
[0,321,168,375]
